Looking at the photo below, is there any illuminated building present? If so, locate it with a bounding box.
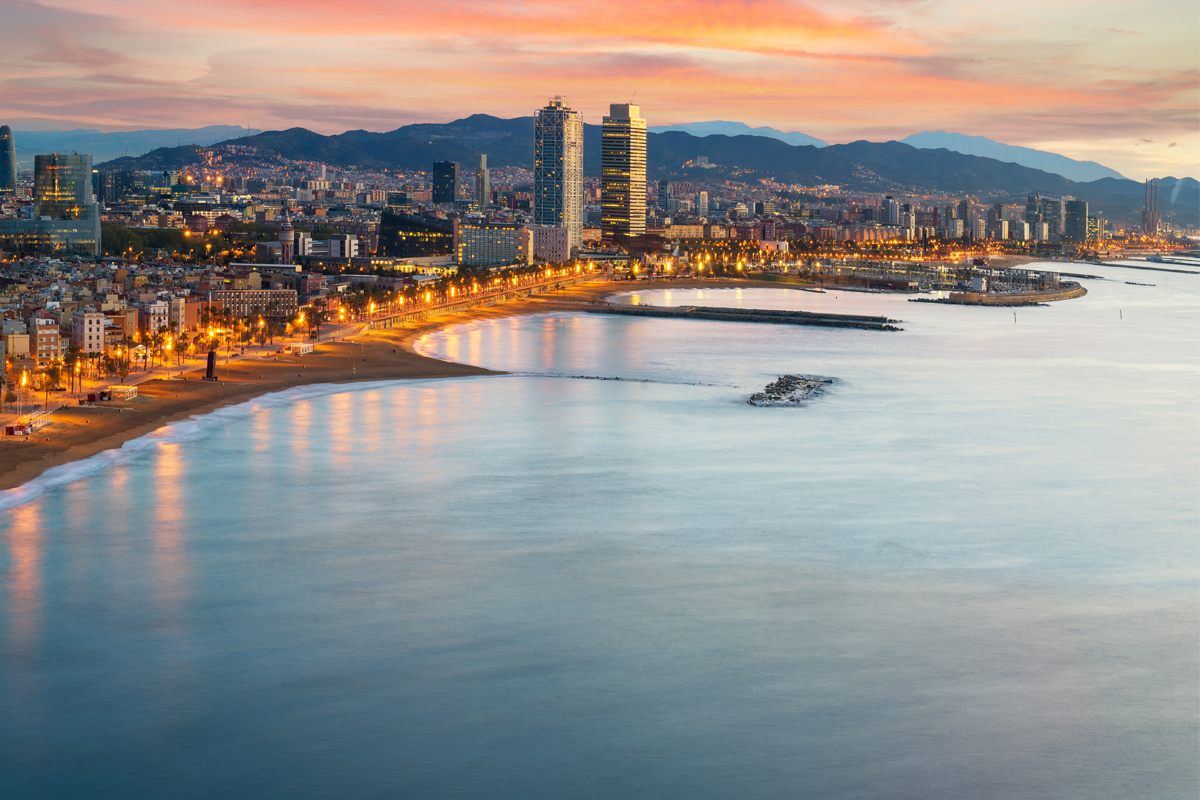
[601,103,647,239]
[534,97,584,250]
[279,214,295,265]
[453,218,532,267]
[0,152,99,255]
[378,212,454,258]
[0,125,15,193]
[476,154,490,208]
[432,161,460,204]
[1064,200,1089,242]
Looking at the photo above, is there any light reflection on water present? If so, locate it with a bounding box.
[1,269,1197,798]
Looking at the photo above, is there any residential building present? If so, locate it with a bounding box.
[71,310,106,354]
[534,97,584,250]
[30,316,60,367]
[601,103,647,239]
[212,289,299,319]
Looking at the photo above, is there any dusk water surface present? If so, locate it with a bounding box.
[2,263,1197,798]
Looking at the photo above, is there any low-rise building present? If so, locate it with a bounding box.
[212,289,298,319]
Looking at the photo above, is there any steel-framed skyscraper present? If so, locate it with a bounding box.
[0,125,15,193]
[601,104,646,239]
[476,153,490,209]
[533,97,583,251]
[432,161,460,204]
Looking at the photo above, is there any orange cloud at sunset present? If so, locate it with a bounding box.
[1,0,1196,178]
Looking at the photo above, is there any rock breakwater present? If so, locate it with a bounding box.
[748,375,835,406]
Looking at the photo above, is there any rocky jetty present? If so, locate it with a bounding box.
[748,375,835,406]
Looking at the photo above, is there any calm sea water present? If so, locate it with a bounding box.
[2,263,1197,798]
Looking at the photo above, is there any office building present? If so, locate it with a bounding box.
[601,103,647,239]
[476,154,490,208]
[454,219,532,267]
[1064,199,1089,242]
[0,152,100,255]
[534,97,584,251]
[432,161,460,204]
[378,212,454,258]
[0,125,15,193]
[657,180,673,210]
[695,191,709,217]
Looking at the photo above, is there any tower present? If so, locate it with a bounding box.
[33,153,93,218]
[601,103,647,239]
[476,153,490,209]
[534,97,584,250]
[279,214,295,264]
[0,125,15,193]
[432,161,459,204]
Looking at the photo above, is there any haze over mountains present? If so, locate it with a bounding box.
[648,121,828,149]
[900,131,1126,183]
[9,126,258,167]
[73,115,1198,227]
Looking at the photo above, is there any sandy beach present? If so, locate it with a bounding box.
[0,276,803,492]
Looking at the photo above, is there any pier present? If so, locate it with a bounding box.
[586,304,901,331]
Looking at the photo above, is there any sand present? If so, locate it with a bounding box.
[0,276,809,492]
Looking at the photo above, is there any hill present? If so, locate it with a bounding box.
[98,117,1197,227]
[901,131,1126,183]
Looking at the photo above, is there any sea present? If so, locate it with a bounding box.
[2,261,1197,798]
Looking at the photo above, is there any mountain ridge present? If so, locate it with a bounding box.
[901,131,1125,183]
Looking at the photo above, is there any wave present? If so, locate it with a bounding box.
[0,379,413,512]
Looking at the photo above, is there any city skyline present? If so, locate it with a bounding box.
[0,0,1195,181]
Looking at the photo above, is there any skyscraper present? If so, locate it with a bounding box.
[0,152,99,254]
[601,103,647,239]
[1064,200,1089,242]
[476,154,490,209]
[0,125,15,193]
[34,153,94,219]
[534,97,584,251]
[432,161,459,204]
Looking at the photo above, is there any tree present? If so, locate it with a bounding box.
[173,334,187,365]
[306,298,329,341]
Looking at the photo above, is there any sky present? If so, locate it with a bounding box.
[0,0,1197,180]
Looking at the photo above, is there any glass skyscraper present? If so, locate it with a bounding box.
[432,161,460,204]
[0,152,99,255]
[0,125,15,193]
[533,97,583,251]
[601,104,646,239]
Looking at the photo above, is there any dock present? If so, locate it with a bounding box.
[585,304,901,331]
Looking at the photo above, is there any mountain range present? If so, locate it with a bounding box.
[648,121,827,148]
[900,131,1126,183]
[94,115,1197,227]
[9,126,259,167]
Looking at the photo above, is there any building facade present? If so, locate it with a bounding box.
[476,154,490,208]
[529,225,570,264]
[453,219,532,267]
[378,212,454,258]
[432,161,460,204]
[71,310,106,354]
[0,125,15,193]
[212,289,299,319]
[1064,199,1089,242]
[534,97,584,251]
[601,104,647,239]
[0,152,100,255]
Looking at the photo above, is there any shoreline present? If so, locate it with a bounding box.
[0,277,800,493]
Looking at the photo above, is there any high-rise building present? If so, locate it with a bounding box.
[534,97,584,251]
[476,154,490,208]
[0,152,99,255]
[454,218,532,267]
[34,153,94,218]
[884,197,900,225]
[957,199,972,225]
[1064,199,1089,242]
[695,191,709,217]
[432,161,459,204]
[601,103,647,239]
[657,179,673,210]
[0,125,15,193]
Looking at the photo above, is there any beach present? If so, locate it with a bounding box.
[0,277,803,492]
